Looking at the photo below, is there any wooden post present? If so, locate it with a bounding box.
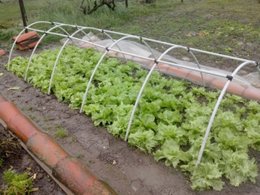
[18,0,28,32]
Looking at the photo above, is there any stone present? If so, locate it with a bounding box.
[131,179,143,192]
[0,49,6,56]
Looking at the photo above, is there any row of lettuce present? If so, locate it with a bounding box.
[8,46,260,190]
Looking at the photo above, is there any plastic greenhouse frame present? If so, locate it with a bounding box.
[8,21,258,166]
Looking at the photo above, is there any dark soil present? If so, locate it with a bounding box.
[0,49,260,195]
[0,125,65,195]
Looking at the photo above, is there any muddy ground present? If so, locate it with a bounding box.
[0,49,260,195]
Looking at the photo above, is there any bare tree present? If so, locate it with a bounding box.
[80,0,116,15]
[145,0,155,3]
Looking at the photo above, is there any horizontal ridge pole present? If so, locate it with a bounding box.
[52,22,255,63]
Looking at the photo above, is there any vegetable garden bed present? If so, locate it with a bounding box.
[7,45,260,191]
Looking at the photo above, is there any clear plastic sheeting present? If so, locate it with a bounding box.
[8,21,258,166]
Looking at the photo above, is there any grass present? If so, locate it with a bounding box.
[0,0,46,47]
[55,127,69,139]
[0,0,259,59]
[2,168,34,194]
[0,158,3,167]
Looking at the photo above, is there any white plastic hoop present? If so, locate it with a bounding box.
[125,45,182,140]
[196,61,257,165]
[24,23,71,80]
[7,21,53,70]
[8,21,258,167]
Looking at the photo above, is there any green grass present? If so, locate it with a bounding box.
[0,0,47,47]
[55,127,69,139]
[0,158,3,167]
[0,0,259,59]
[113,0,260,59]
[0,0,45,28]
[2,168,34,194]
[39,0,260,61]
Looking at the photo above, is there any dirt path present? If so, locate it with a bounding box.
[0,52,260,195]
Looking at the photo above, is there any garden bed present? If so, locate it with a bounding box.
[4,46,260,192]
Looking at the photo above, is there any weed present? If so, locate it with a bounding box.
[76,153,84,159]
[0,158,3,167]
[2,168,34,195]
[0,137,20,158]
[0,29,17,41]
[55,127,68,138]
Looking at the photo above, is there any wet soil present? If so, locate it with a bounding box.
[0,49,260,195]
[0,125,65,195]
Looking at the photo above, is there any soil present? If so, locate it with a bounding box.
[0,125,65,195]
[0,48,260,195]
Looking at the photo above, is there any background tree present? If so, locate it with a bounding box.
[80,0,116,14]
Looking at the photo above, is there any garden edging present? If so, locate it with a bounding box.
[0,95,117,195]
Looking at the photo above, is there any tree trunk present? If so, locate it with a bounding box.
[145,0,155,3]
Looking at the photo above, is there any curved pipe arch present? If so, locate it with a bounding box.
[140,38,158,60]
[187,50,205,86]
[78,35,160,114]
[123,45,208,141]
[48,27,135,94]
[79,34,169,113]
[7,21,53,70]
[102,31,128,61]
[196,61,257,166]
[80,34,135,113]
[159,45,205,86]
[47,26,102,94]
[79,35,168,113]
[124,45,182,141]
[47,26,128,94]
[23,23,72,80]
[79,36,206,117]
